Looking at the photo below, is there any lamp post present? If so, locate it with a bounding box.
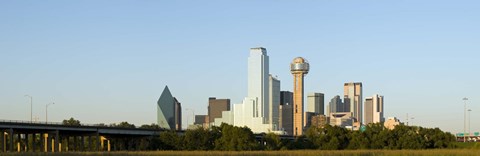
[463,97,468,142]
[406,113,414,126]
[46,102,54,124]
[468,109,472,141]
[24,95,33,122]
[185,108,195,128]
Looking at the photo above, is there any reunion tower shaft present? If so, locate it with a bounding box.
[290,57,309,136]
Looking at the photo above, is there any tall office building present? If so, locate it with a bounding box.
[174,98,182,130]
[248,47,269,121]
[364,94,384,125]
[327,95,345,116]
[280,91,294,106]
[215,47,283,133]
[208,97,230,124]
[157,86,182,130]
[307,93,325,115]
[290,57,310,136]
[269,75,280,129]
[344,82,363,123]
[279,91,293,135]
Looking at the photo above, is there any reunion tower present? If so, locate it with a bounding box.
[290,57,309,136]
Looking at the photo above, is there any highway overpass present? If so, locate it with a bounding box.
[0,120,168,152]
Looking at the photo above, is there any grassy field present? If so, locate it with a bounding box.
[2,149,480,156]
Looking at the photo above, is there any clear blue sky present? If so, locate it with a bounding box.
[0,1,478,133]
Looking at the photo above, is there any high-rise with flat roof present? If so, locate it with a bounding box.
[174,97,182,130]
[248,47,269,121]
[208,97,230,124]
[364,94,384,124]
[280,91,293,106]
[307,92,325,115]
[344,82,363,123]
[279,91,293,135]
[269,75,280,129]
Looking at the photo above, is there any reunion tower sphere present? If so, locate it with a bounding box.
[290,57,309,75]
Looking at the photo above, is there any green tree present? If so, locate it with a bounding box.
[347,131,368,149]
[183,128,214,150]
[214,123,259,151]
[262,132,283,150]
[110,121,136,128]
[140,123,161,129]
[159,130,183,150]
[62,117,81,126]
[306,125,349,150]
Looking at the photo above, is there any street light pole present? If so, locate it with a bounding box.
[468,109,472,141]
[185,108,195,128]
[25,95,33,122]
[406,113,414,126]
[46,102,54,124]
[463,97,468,142]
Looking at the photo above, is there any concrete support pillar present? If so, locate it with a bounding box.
[66,136,69,152]
[107,140,110,152]
[96,133,100,151]
[9,129,14,152]
[16,133,20,152]
[73,136,77,151]
[61,136,65,152]
[47,135,51,152]
[32,133,36,152]
[54,130,59,152]
[80,136,85,151]
[1,130,4,152]
[100,137,104,151]
[25,133,29,152]
[87,136,92,151]
[40,133,45,152]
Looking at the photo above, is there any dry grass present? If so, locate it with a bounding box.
[2,149,480,156]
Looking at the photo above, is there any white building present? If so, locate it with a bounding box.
[269,75,280,129]
[248,47,269,121]
[213,47,283,134]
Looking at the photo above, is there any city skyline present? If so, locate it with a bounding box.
[0,1,479,134]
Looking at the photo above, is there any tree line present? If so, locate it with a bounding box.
[151,123,456,151]
[62,118,457,151]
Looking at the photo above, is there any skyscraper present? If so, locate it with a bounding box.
[290,57,309,136]
[344,82,363,123]
[280,91,293,106]
[307,92,325,115]
[213,47,283,134]
[157,86,182,130]
[174,97,182,130]
[208,97,230,124]
[327,95,345,116]
[279,91,293,135]
[269,75,280,129]
[248,47,269,121]
[364,94,384,124]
